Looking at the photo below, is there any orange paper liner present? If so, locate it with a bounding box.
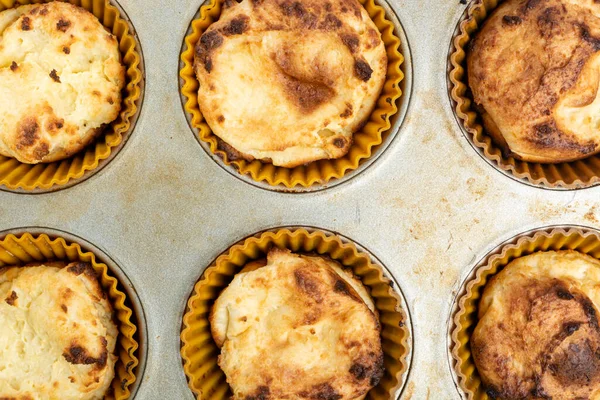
[181,228,410,399]
[450,226,600,399]
[180,0,404,188]
[0,232,140,399]
[0,0,143,192]
[449,0,600,189]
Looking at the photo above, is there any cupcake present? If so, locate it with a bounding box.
[193,0,388,168]
[0,262,118,399]
[467,0,600,163]
[181,228,410,400]
[0,1,125,164]
[211,249,384,399]
[471,250,600,399]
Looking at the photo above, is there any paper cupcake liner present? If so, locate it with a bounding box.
[449,226,600,399]
[0,231,140,400]
[180,0,404,189]
[181,227,411,399]
[448,0,600,190]
[0,0,144,193]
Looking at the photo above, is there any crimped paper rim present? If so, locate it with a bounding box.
[0,0,144,192]
[0,231,140,399]
[181,227,411,399]
[179,0,404,189]
[449,226,600,399]
[448,0,600,190]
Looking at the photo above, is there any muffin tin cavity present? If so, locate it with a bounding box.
[448,0,600,190]
[180,227,413,399]
[0,227,147,400]
[0,0,145,193]
[179,0,412,193]
[448,225,600,399]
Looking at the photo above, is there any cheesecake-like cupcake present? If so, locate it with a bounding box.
[0,262,118,399]
[0,1,125,164]
[193,0,387,168]
[467,0,600,163]
[472,251,600,399]
[210,249,384,399]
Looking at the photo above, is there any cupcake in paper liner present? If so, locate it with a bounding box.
[0,231,140,399]
[0,0,143,192]
[449,0,600,189]
[180,0,404,189]
[450,226,600,399]
[181,228,411,399]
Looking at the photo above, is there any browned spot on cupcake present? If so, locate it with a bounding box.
[222,15,250,35]
[354,59,372,81]
[61,304,68,313]
[333,137,346,148]
[294,268,323,303]
[34,142,50,160]
[366,28,380,49]
[67,262,96,278]
[107,96,114,105]
[529,122,597,155]
[341,33,359,53]
[245,386,270,400]
[16,117,39,149]
[49,69,61,83]
[62,46,70,54]
[92,90,101,97]
[298,383,342,400]
[282,75,334,113]
[340,103,353,118]
[39,6,49,15]
[195,30,224,73]
[21,16,31,31]
[502,15,522,26]
[5,291,17,306]
[319,14,342,30]
[46,118,64,135]
[56,19,71,32]
[10,61,18,72]
[217,115,225,123]
[280,1,317,28]
[63,340,107,367]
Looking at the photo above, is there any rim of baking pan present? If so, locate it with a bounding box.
[0,226,149,399]
[179,224,414,399]
[445,223,600,399]
[178,0,413,194]
[0,0,146,195]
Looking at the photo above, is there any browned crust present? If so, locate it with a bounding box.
[467,0,600,163]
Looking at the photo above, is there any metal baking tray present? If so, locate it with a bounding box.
[1,0,599,399]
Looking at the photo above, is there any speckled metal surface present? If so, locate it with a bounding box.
[1,0,599,399]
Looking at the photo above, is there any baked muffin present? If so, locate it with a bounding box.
[194,0,387,168]
[0,1,125,164]
[210,249,384,399]
[467,0,600,163]
[472,251,600,399]
[0,262,118,399]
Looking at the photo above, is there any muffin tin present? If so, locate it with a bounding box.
[2,0,600,399]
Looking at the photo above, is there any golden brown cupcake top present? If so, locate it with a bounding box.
[210,249,383,400]
[468,0,600,163]
[0,262,117,399]
[194,0,387,168]
[472,251,600,399]
[0,2,124,164]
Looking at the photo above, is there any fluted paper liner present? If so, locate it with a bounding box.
[180,0,404,189]
[450,226,600,399]
[0,0,143,192]
[0,232,140,399]
[449,0,600,189]
[181,228,410,399]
